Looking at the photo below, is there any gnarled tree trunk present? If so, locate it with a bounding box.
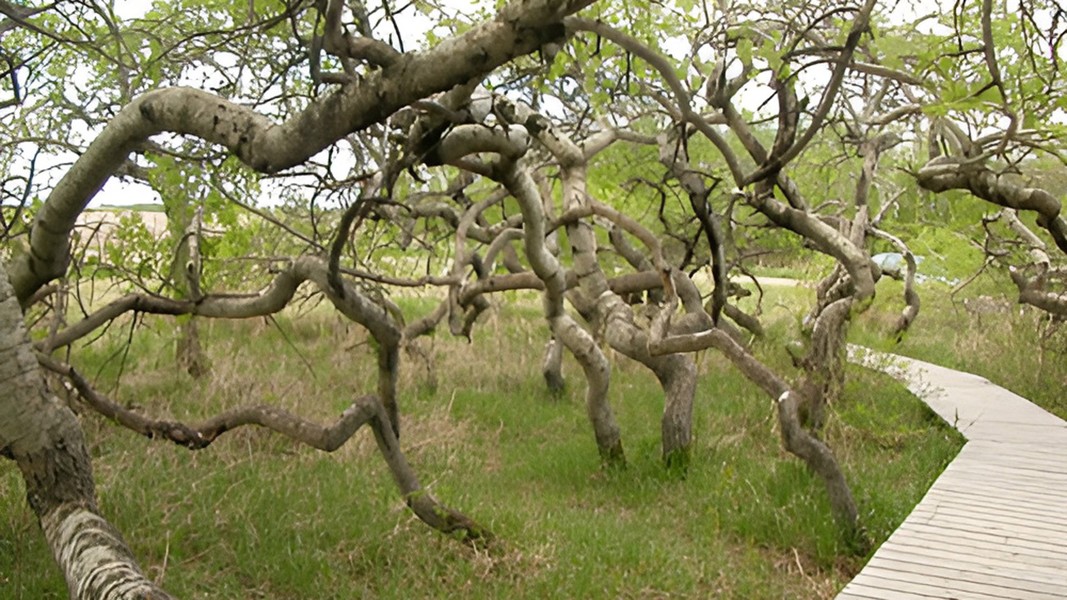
[0,260,170,600]
[168,202,209,378]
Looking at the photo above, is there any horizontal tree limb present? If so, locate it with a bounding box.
[37,353,490,542]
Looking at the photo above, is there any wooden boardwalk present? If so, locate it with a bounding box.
[837,347,1067,600]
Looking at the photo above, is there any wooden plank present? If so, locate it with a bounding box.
[964,441,1067,457]
[841,578,1003,600]
[957,414,1067,430]
[871,546,1067,586]
[958,451,1067,471]
[859,562,1064,598]
[968,441,1067,459]
[934,464,1067,488]
[926,482,1067,512]
[838,580,973,600]
[963,416,1063,430]
[933,469,1067,492]
[893,521,1067,558]
[959,448,1067,471]
[960,428,1067,444]
[834,590,894,600]
[833,592,885,600]
[934,464,1067,487]
[918,488,1067,524]
[843,571,1022,600]
[941,455,1065,479]
[859,563,1064,598]
[917,488,1067,523]
[904,495,1067,527]
[938,463,1067,486]
[951,443,1067,463]
[933,469,1067,497]
[898,512,1067,548]
[966,440,1067,459]
[947,447,1067,473]
[907,503,1067,536]
[879,531,1067,571]
[933,465,1065,489]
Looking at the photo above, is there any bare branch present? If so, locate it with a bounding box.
[38,354,489,541]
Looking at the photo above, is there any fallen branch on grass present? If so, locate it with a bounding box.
[37,353,490,543]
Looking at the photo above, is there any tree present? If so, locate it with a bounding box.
[1,1,592,596]
[861,0,1067,317]
[7,0,1063,595]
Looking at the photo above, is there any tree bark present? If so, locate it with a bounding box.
[432,119,625,464]
[500,159,624,465]
[168,202,209,378]
[645,278,863,542]
[777,391,865,550]
[917,157,1067,255]
[796,298,852,431]
[502,100,696,467]
[0,259,170,600]
[541,336,565,394]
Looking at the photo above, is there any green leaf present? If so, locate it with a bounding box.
[736,38,753,66]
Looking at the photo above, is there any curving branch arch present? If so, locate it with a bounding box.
[11,0,598,306]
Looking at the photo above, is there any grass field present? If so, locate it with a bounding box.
[2,288,963,598]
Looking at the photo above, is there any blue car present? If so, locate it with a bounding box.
[872,252,923,279]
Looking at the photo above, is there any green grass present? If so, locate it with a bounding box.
[2,291,962,598]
